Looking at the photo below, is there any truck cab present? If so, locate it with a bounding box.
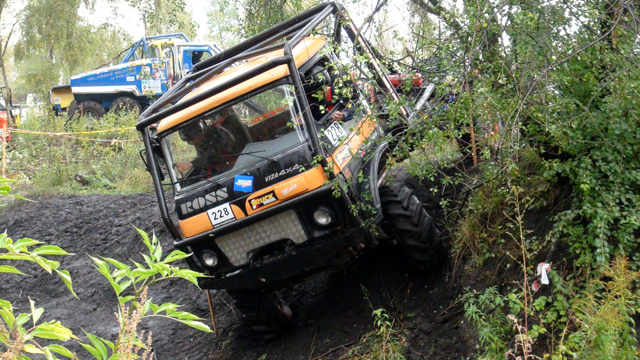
[50,34,222,119]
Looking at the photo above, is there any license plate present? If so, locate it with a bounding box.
[325,122,347,146]
[207,203,236,227]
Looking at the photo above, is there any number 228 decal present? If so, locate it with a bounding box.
[325,122,346,146]
[207,203,236,228]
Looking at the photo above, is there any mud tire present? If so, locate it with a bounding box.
[228,289,293,338]
[77,101,105,119]
[111,97,141,115]
[66,100,79,121]
[380,182,444,272]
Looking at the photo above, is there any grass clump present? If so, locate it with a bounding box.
[346,308,406,360]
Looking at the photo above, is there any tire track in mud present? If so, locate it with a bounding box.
[0,193,475,359]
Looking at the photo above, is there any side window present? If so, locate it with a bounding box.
[200,51,212,62]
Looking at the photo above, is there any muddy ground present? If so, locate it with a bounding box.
[0,191,477,359]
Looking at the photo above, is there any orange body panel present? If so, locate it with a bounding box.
[179,212,213,238]
[230,204,246,220]
[245,165,327,215]
[178,165,328,237]
[329,117,378,173]
[157,37,327,134]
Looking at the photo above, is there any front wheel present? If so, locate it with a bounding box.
[227,289,293,338]
[380,182,445,272]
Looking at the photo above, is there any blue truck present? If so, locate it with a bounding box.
[50,33,221,118]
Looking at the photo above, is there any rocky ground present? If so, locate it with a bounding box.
[0,191,477,359]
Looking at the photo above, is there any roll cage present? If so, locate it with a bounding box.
[136,1,411,241]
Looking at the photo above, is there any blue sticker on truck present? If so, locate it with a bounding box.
[234,175,254,192]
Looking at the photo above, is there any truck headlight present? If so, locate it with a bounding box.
[200,251,218,267]
[313,208,332,226]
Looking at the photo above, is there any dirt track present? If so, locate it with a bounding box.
[0,192,475,359]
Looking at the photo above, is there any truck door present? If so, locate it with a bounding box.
[180,47,215,75]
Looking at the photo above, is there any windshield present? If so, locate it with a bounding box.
[162,84,306,192]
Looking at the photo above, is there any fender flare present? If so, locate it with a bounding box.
[350,141,389,223]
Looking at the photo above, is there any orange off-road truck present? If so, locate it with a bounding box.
[137,2,442,337]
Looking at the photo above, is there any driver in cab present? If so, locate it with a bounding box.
[175,108,247,177]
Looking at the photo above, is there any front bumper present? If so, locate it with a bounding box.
[177,185,368,291]
[198,227,366,291]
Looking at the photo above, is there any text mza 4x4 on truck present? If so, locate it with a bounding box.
[137,2,444,337]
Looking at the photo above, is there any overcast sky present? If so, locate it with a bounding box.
[3,0,412,49]
[77,0,411,43]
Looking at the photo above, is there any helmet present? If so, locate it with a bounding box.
[179,120,205,142]
[303,65,331,95]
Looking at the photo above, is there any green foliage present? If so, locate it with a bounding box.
[555,258,639,359]
[7,109,151,194]
[0,179,210,359]
[0,222,211,359]
[81,227,210,359]
[464,287,510,358]
[398,0,640,356]
[0,198,77,359]
[126,0,196,39]
[207,0,318,47]
[0,232,76,297]
[13,0,131,98]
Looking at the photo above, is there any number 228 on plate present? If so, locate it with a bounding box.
[207,203,236,227]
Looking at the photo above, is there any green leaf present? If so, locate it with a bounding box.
[79,342,102,360]
[31,321,75,341]
[30,298,44,326]
[178,319,213,332]
[143,299,152,315]
[152,234,163,262]
[0,253,31,261]
[55,270,78,299]
[132,268,157,283]
[153,302,178,315]
[32,245,71,256]
[13,238,43,251]
[43,347,55,360]
[0,298,12,309]
[163,250,189,263]
[0,265,25,275]
[23,343,44,354]
[102,257,132,276]
[135,227,154,255]
[85,331,108,360]
[47,344,76,358]
[118,295,135,305]
[0,232,8,247]
[16,313,31,326]
[0,307,15,328]
[32,255,54,274]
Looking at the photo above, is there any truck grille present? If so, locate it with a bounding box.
[216,210,308,266]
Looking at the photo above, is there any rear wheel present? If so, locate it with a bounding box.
[380,181,444,272]
[228,289,293,338]
[110,97,141,116]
